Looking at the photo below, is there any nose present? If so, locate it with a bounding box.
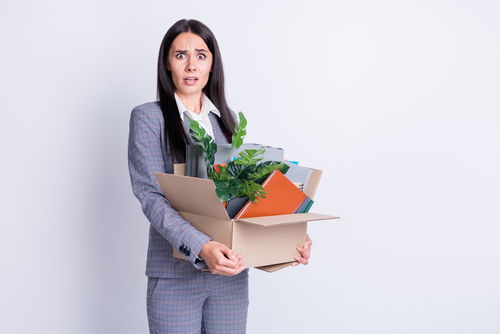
[186,55,196,72]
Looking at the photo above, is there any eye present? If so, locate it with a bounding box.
[197,54,206,60]
[176,53,186,59]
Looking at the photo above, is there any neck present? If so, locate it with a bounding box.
[176,90,202,114]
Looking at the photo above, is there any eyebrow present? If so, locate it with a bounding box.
[173,49,208,53]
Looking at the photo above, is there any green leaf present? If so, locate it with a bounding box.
[255,161,290,178]
[248,163,285,182]
[206,142,217,167]
[206,165,216,180]
[235,147,265,166]
[238,180,267,202]
[214,180,232,202]
[214,179,244,202]
[188,118,207,143]
[255,161,272,168]
[231,112,247,150]
[216,165,232,181]
[226,162,257,179]
[225,161,242,177]
[226,112,247,164]
[277,163,290,175]
[188,118,217,174]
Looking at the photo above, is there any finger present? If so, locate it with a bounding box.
[234,261,246,275]
[207,253,238,272]
[216,256,239,270]
[294,255,309,265]
[297,246,311,260]
[305,235,313,250]
[214,246,240,270]
[219,244,237,262]
[214,259,245,276]
[214,253,244,273]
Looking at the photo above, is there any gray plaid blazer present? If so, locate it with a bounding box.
[128,101,231,278]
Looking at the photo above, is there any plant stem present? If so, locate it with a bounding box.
[226,147,233,165]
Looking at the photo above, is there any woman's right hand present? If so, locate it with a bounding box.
[199,241,246,276]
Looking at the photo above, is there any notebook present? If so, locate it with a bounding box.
[281,161,313,192]
[234,170,313,219]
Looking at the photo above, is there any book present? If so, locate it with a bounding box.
[226,196,249,219]
[294,196,314,213]
[281,161,313,192]
[234,170,313,219]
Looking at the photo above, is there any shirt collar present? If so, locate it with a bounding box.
[174,93,220,121]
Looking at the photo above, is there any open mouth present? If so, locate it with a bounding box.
[184,77,198,83]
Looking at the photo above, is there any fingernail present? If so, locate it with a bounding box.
[294,256,301,261]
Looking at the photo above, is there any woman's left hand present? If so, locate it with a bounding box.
[291,234,313,267]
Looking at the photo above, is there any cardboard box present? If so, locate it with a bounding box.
[154,166,338,272]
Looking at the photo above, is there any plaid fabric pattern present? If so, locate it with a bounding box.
[147,271,249,334]
[128,101,230,278]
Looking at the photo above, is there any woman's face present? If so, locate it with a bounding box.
[167,32,213,100]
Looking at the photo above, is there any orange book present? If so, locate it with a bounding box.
[234,170,308,219]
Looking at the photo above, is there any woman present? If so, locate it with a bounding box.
[128,19,312,334]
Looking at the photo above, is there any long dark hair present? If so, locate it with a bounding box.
[157,19,236,163]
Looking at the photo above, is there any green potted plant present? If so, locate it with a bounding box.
[188,112,289,204]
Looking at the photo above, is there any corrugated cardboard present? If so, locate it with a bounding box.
[154,165,339,271]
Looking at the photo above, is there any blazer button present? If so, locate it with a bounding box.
[179,245,186,253]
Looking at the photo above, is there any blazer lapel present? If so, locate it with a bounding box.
[209,113,228,144]
[181,116,195,145]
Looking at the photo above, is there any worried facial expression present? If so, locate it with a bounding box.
[167,32,213,101]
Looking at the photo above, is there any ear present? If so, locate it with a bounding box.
[166,62,171,71]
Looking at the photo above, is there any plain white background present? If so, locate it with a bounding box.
[1,1,499,333]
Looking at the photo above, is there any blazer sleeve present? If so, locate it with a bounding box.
[127,104,211,269]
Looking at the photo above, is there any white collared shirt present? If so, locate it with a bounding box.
[174,93,220,139]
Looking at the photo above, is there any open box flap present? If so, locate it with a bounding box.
[235,212,338,227]
[304,168,322,199]
[155,173,230,220]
